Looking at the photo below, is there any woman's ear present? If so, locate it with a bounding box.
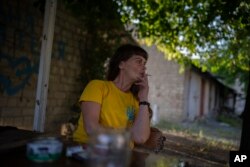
[119,61,125,69]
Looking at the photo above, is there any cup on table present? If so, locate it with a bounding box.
[87,128,131,167]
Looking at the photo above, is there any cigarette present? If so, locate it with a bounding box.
[146,74,152,76]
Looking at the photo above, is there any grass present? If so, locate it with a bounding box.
[154,115,242,150]
[216,113,242,128]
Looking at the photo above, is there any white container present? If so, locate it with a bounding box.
[26,137,63,162]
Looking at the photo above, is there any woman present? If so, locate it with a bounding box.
[73,44,151,147]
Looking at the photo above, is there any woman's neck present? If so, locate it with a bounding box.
[113,75,133,92]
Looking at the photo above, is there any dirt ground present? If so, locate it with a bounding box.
[161,133,231,167]
[140,120,242,167]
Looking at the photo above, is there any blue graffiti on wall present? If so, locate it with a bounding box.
[0,2,40,96]
[0,53,37,95]
[0,3,66,96]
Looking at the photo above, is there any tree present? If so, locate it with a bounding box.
[115,0,250,150]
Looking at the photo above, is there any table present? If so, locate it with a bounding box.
[1,145,190,167]
[0,127,220,167]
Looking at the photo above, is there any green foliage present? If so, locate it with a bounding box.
[61,0,135,114]
[115,0,250,92]
[62,0,134,88]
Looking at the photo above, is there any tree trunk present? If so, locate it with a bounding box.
[239,75,250,151]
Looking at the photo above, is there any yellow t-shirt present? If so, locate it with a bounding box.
[73,80,139,144]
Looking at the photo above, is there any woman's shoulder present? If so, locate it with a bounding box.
[88,79,109,85]
[87,80,111,89]
[87,80,111,96]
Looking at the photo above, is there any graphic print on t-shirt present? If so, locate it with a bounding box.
[126,106,135,127]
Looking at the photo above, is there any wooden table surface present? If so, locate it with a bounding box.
[0,126,214,167]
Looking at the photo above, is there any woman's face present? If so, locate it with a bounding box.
[119,55,147,82]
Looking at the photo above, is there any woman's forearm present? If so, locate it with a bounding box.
[131,105,151,144]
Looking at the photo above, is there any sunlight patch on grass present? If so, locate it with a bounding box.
[154,119,240,150]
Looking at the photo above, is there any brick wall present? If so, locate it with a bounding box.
[144,44,240,122]
[44,2,84,133]
[0,0,133,134]
[143,45,186,122]
[0,0,43,130]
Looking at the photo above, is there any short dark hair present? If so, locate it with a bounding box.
[106,44,148,80]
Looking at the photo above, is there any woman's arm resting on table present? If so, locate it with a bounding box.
[131,104,151,144]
